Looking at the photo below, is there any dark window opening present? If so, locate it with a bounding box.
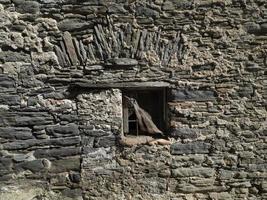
[122,88,167,137]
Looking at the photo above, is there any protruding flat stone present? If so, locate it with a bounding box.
[63,31,79,66]
[170,141,211,155]
[45,123,79,137]
[84,65,104,73]
[106,58,138,67]
[0,127,33,140]
[171,89,216,101]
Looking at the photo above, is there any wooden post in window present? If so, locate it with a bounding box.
[123,102,129,134]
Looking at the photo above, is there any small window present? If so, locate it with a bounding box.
[122,88,166,137]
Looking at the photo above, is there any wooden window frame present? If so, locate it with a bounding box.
[122,88,167,137]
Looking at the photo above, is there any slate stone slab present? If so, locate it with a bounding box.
[0,127,33,140]
[82,129,109,137]
[15,0,40,14]
[3,136,81,150]
[34,147,81,159]
[15,115,53,126]
[84,65,104,73]
[261,23,267,34]
[94,135,116,148]
[170,127,198,139]
[63,31,79,66]
[106,58,138,67]
[237,85,254,98]
[244,22,267,35]
[136,5,160,18]
[192,63,216,71]
[170,141,211,155]
[54,45,67,67]
[0,75,15,88]
[0,158,13,172]
[58,19,91,32]
[45,123,79,137]
[16,159,50,173]
[0,51,31,62]
[49,156,80,173]
[0,95,20,106]
[245,62,263,72]
[171,89,216,101]
[42,91,65,100]
[171,167,215,178]
[244,22,261,34]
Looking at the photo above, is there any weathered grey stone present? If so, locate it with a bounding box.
[245,62,262,72]
[58,114,78,122]
[237,84,254,98]
[17,159,50,173]
[69,173,81,183]
[50,157,80,173]
[162,1,174,11]
[136,5,160,18]
[34,147,81,158]
[244,22,261,34]
[209,192,233,200]
[192,63,216,71]
[261,23,267,34]
[12,152,35,162]
[172,167,215,178]
[45,123,79,137]
[13,112,53,126]
[54,45,67,67]
[0,127,33,140]
[58,19,91,32]
[61,188,83,198]
[82,129,109,137]
[171,89,216,101]
[107,4,127,14]
[0,75,15,89]
[170,127,198,139]
[0,51,31,63]
[63,31,79,66]
[170,141,211,155]
[0,95,20,106]
[62,4,97,14]
[42,91,65,99]
[84,65,104,73]
[106,58,138,67]
[0,0,11,3]
[94,135,116,148]
[15,0,40,14]
[0,158,13,172]
[175,183,226,193]
[3,136,81,150]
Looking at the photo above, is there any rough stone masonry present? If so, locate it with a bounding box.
[0,0,266,200]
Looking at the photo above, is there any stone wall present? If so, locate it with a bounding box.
[0,0,266,199]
